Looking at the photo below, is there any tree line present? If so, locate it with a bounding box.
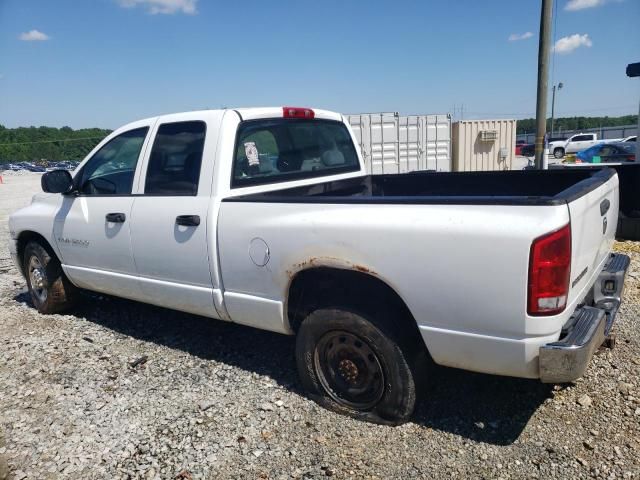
[0,125,112,163]
[516,115,637,135]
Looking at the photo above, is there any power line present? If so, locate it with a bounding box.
[0,136,105,147]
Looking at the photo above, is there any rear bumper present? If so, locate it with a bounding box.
[539,253,630,383]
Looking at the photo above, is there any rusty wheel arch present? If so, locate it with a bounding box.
[286,266,419,337]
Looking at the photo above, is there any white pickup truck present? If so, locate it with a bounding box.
[547,133,623,158]
[8,107,630,425]
[548,133,601,159]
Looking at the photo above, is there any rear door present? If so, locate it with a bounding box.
[129,114,223,318]
[566,171,618,303]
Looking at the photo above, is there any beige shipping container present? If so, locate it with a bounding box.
[452,119,517,171]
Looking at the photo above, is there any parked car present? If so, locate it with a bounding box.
[515,139,527,156]
[8,107,629,425]
[547,133,601,159]
[520,143,535,157]
[575,142,636,164]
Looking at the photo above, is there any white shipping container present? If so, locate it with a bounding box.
[345,113,451,174]
[452,119,517,172]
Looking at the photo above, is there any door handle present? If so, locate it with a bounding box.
[105,212,126,223]
[176,215,200,227]
[600,199,610,216]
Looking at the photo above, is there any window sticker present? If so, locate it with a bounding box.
[244,142,259,166]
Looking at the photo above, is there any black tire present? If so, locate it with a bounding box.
[23,241,78,314]
[553,147,565,159]
[296,307,417,425]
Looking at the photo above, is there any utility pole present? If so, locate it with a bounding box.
[534,0,553,169]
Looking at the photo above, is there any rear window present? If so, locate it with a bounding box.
[232,119,360,188]
[617,143,636,154]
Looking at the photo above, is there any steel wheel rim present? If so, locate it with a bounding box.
[313,330,385,410]
[28,255,47,303]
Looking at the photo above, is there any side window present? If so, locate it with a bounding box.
[600,146,614,156]
[77,127,148,195]
[573,135,592,142]
[145,121,206,195]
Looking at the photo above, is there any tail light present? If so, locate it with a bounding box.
[283,107,315,119]
[528,224,571,316]
[627,155,636,162]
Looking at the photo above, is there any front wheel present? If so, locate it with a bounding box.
[553,147,565,159]
[23,241,78,314]
[295,307,417,425]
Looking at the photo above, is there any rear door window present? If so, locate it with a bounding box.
[145,121,206,195]
[232,119,360,188]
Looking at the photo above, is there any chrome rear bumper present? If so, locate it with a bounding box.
[539,253,630,383]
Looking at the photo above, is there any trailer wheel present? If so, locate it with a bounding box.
[296,307,417,425]
[23,241,78,314]
[553,147,565,159]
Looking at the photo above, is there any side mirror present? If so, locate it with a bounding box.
[41,169,74,194]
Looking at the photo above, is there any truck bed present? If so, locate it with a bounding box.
[225,168,615,206]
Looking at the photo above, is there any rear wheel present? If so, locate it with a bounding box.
[553,147,565,159]
[296,307,417,425]
[23,241,78,314]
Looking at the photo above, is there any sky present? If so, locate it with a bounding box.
[0,0,638,129]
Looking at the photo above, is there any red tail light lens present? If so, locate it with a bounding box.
[528,224,571,316]
[283,107,315,119]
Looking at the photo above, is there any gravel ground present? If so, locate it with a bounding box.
[0,173,639,480]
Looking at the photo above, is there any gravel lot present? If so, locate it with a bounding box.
[0,172,639,480]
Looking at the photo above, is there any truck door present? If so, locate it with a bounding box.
[129,115,222,318]
[568,134,592,153]
[53,125,151,300]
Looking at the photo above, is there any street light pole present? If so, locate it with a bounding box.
[550,82,563,137]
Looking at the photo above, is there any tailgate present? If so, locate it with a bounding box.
[567,170,619,305]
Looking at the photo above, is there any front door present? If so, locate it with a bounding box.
[54,125,151,300]
[129,117,221,318]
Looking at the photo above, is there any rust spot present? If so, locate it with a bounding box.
[291,257,377,277]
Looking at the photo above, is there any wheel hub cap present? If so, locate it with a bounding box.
[338,359,359,384]
[28,256,47,303]
[32,268,45,289]
[313,330,385,410]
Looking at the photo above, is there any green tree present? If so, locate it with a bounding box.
[516,115,637,135]
[0,125,112,163]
